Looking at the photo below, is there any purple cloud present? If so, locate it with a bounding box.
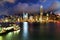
[0,0,16,15]
[0,0,16,3]
[5,0,16,3]
[49,1,60,10]
[0,0,60,15]
[50,1,60,14]
[13,3,40,13]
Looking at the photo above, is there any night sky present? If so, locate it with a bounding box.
[0,0,60,15]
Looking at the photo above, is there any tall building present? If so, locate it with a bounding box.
[23,12,28,22]
[46,13,49,21]
[39,5,43,22]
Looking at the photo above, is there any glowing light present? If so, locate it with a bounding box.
[39,18,42,22]
[5,19,8,22]
[7,32,12,35]
[40,5,43,8]
[6,32,13,40]
[46,14,49,20]
[6,27,13,30]
[3,28,6,30]
[17,18,20,22]
[57,21,60,23]
[5,18,9,22]
[23,13,28,19]
[28,16,34,22]
[23,13,28,22]
[13,25,20,31]
[23,22,28,37]
[0,36,3,40]
[39,5,43,23]
[14,30,20,34]
[47,14,49,16]
[23,22,28,32]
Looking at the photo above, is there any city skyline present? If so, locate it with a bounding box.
[0,0,60,40]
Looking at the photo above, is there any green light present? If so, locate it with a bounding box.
[0,27,2,32]
[0,36,3,40]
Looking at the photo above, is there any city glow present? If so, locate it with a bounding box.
[46,14,49,21]
[0,4,59,23]
[40,5,43,8]
[17,18,20,22]
[0,0,60,40]
[6,27,13,30]
[39,18,42,23]
[14,30,20,34]
[5,19,9,22]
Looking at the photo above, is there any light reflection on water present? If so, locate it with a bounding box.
[22,22,29,40]
[0,36,3,40]
[0,30,20,40]
[23,22,28,35]
[0,22,60,40]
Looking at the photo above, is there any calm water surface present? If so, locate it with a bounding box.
[0,22,60,40]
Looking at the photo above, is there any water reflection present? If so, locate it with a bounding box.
[56,22,60,32]
[0,22,60,40]
[0,30,20,40]
[22,22,29,40]
[6,32,13,40]
[55,22,60,40]
[0,36,3,40]
[23,22,28,34]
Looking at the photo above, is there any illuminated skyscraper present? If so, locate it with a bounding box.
[23,12,28,22]
[46,13,49,21]
[39,5,43,22]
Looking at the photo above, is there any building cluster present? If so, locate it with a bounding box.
[0,5,60,23]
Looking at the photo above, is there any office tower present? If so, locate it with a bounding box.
[39,5,43,22]
[23,12,28,22]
